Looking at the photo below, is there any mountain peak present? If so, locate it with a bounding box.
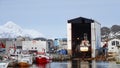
[3,21,21,29]
[0,21,44,38]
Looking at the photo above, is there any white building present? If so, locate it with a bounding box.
[107,38,120,53]
[6,40,48,54]
[22,40,48,53]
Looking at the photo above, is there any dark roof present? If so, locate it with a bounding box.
[33,37,47,41]
[47,39,53,41]
[68,17,94,23]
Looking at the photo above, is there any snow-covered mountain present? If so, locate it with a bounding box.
[0,21,44,38]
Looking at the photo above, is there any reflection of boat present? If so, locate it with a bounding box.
[0,61,9,68]
[37,63,48,68]
[36,55,52,64]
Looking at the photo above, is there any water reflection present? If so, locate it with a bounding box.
[51,62,68,68]
[30,62,68,68]
[72,60,109,68]
[36,63,50,68]
[96,61,109,68]
[72,60,91,68]
[30,60,120,68]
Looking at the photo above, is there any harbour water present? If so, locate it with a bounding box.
[17,60,120,68]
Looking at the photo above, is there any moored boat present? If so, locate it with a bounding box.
[18,54,33,67]
[36,54,52,64]
[0,61,9,68]
[18,62,30,67]
[17,50,33,67]
[0,54,10,68]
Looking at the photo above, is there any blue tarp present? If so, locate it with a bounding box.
[58,49,67,55]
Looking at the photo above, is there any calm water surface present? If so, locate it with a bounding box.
[29,60,120,68]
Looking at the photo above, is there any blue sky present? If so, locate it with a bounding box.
[0,0,120,38]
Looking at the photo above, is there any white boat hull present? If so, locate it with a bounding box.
[0,62,9,68]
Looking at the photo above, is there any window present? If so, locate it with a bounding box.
[112,47,114,49]
[116,41,119,46]
[17,46,22,49]
[32,47,33,49]
[35,47,37,49]
[112,41,115,46]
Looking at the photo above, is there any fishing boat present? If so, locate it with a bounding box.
[35,48,52,64]
[18,54,33,67]
[0,55,9,68]
[0,61,9,68]
[36,54,52,64]
[17,50,33,67]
